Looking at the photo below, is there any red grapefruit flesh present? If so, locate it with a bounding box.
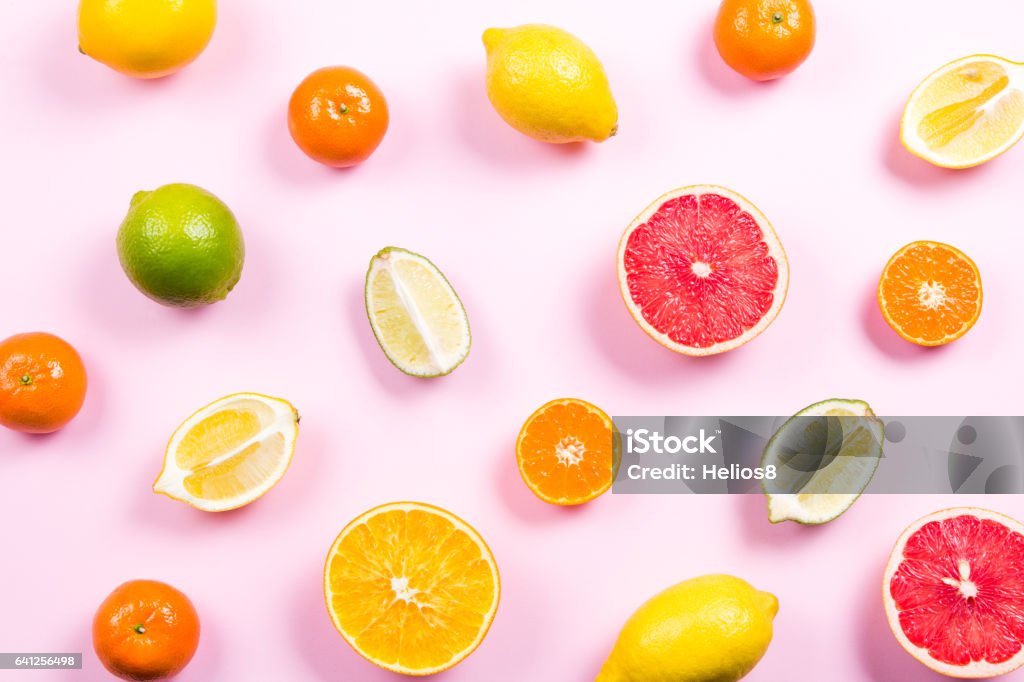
[617,185,788,356]
[883,507,1024,679]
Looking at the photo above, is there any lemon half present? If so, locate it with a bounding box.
[153,393,299,512]
[901,54,1024,168]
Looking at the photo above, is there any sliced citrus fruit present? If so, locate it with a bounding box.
[883,507,1024,678]
[617,185,788,356]
[516,398,617,505]
[878,241,982,346]
[324,502,500,676]
[365,247,471,377]
[153,393,299,512]
[762,399,884,524]
[901,54,1024,169]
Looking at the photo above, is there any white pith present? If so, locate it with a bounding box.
[323,501,500,676]
[555,437,585,466]
[365,248,471,377]
[691,261,712,277]
[901,55,1024,169]
[917,281,947,309]
[882,507,1024,679]
[940,560,978,599]
[763,399,883,524]
[152,393,299,512]
[617,184,789,357]
[390,576,421,604]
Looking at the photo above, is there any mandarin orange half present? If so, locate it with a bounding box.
[878,241,982,346]
[516,398,618,505]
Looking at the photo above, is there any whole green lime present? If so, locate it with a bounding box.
[116,184,245,308]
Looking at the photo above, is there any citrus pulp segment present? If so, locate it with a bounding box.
[516,398,618,505]
[878,241,982,346]
[153,393,299,512]
[617,185,788,356]
[762,399,883,524]
[323,502,500,676]
[883,507,1024,678]
[365,247,471,377]
[901,54,1024,168]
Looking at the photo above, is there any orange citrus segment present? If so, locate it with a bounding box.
[323,502,500,676]
[153,393,299,512]
[516,398,617,505]
[878,241,982,346]
[901,55,1024,168]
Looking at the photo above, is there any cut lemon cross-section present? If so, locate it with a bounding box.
[762,399,884,525]
[365,247,471,377]
[901,54,1024,168]
[516,398,618,505]
[153,393,299,512]
[324,502,500,676]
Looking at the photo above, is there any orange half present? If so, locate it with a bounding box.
[901,54,1024,168]
[878,241,982,346]
[516,398,618,505]
[323,502,500,676]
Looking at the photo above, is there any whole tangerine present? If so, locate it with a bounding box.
[93,580,200,681]
[714,0,816,81]
[0,332,87,434]
[287,66,389,168]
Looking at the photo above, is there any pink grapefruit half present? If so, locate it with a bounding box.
[883,507,1024,678]
[617,185,788,356]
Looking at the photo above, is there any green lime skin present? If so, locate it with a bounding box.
[116,184,245,308]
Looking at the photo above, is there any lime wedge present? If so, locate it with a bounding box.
[364,247,471,377]
[762,399,884,524]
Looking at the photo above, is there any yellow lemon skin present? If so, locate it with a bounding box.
[78,0,217,79]
[597,575,778,682]
[483,24,618,143]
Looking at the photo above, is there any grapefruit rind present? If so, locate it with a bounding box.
[900,54,1024,169]
[152,393,300,512]
[877,241,983,347]
[323,501,501,676]
[761,399,883,525]
[882,507,1024,679]
[616,185,789,357]
[515,398,617,506]
[365,247,471,378]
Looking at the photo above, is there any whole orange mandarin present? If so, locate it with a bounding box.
[93,580,200,682]
[714,0,816,81]
[288,66,389,168]
[0,332,87,434]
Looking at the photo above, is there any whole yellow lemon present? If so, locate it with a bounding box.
[597,574,778,682]
[78,0,217,79]
[483,24,618,144]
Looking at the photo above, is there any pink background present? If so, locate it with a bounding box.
[2,1,1023,680]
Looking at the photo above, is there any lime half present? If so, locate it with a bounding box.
[762,399,884,524]
[364,247,471,377]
